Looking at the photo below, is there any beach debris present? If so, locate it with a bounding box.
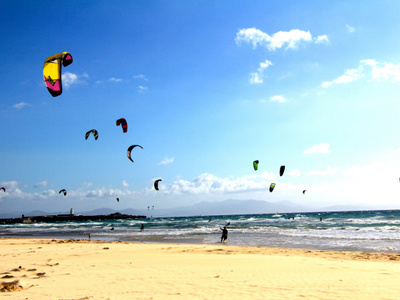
[116,118,128,133]
[127,145,143,162]
[85,129,98,140]
[154,179,162,190]
[43,52,73,97]
[253,160,259,171]
[0,280,24,292]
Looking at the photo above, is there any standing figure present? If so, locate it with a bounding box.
[220,226,228,243]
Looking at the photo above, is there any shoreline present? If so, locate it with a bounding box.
[1,238,400,299]
[1,236,400,261]
[2,234,400,254]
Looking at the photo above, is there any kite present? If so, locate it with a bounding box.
[0,187,5,192]
[116,198,119,202]
[154,179,162,190]
[303,190,307,194]
[116,118,128,133]
[127,145,143,162]
[43,52,73,97]
[279,165,285,176]
[253,160,259,171]
[59,189,67,196]
[85,129,98,140]
[269,183,276,193]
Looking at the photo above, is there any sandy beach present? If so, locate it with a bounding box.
[0,238,399,299]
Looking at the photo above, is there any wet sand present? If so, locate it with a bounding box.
[1,237,400,299]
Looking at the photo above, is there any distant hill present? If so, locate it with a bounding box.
[135,199,313,217]
[2,199,395,219]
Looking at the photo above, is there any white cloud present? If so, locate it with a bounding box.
[138,86,148,94]
[249,59,272,84]
[308,166,339,176]
[166,173,268,195]
[304,142,330,154]
[122,180,129,187]
[314,35,329,44]
[34,180,48,188]
[62,72,78,87]
[250,72,263,84]
[133,74,148,81]
[366,60,400,82]
[322,66,364,87]
[269,95,286,103]
[288,169,301,176]
[322,59,400,88]
[236,28,315,51]
[109,77,122,82]
[13,102,31,109]
[346,25,355,33]
[158,157,174,165]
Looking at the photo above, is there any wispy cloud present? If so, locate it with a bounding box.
[13,102,31,110]
[122,180,129,187]
[166,172,273,195]
[158,157,174,165]
[109,77,122,82]
[138,86,148,94]
[322,59,400,87]
[237,28,327,85]
[304,142,330,154]
[62,72,78,87]
[287,169,301,176]
[133,74,148,81]
[322,66,364,87]
[314,35,329,44]
[236,28,317,51]
[346,24,356,33]
[250,60,272,84]
[34,180,48,188]
[308,166,339,175]
[269,95,286,103]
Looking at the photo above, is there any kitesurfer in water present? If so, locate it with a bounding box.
[220,226,228,243]
[140,224,144,231]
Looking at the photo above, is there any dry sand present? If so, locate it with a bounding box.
[1,238,400,299]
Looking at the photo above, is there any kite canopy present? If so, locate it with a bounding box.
[279,165,285,176]
[253,160,259,171]
[269,183,276,193]
[154,179,162,190]
[303,190,307,194]
[116,198,119,202]
[116,118,128,133]
[0,187,5,192]
[85,129,99,140]
[59,189,67,196]
[127,145,143,162]
[43,52,73,97]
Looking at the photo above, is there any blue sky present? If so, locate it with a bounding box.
[1,0,400,215]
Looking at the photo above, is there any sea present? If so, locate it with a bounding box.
[1,210,399,253]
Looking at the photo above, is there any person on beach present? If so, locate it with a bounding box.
[140,224,144,231]
[220,226,228,243]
